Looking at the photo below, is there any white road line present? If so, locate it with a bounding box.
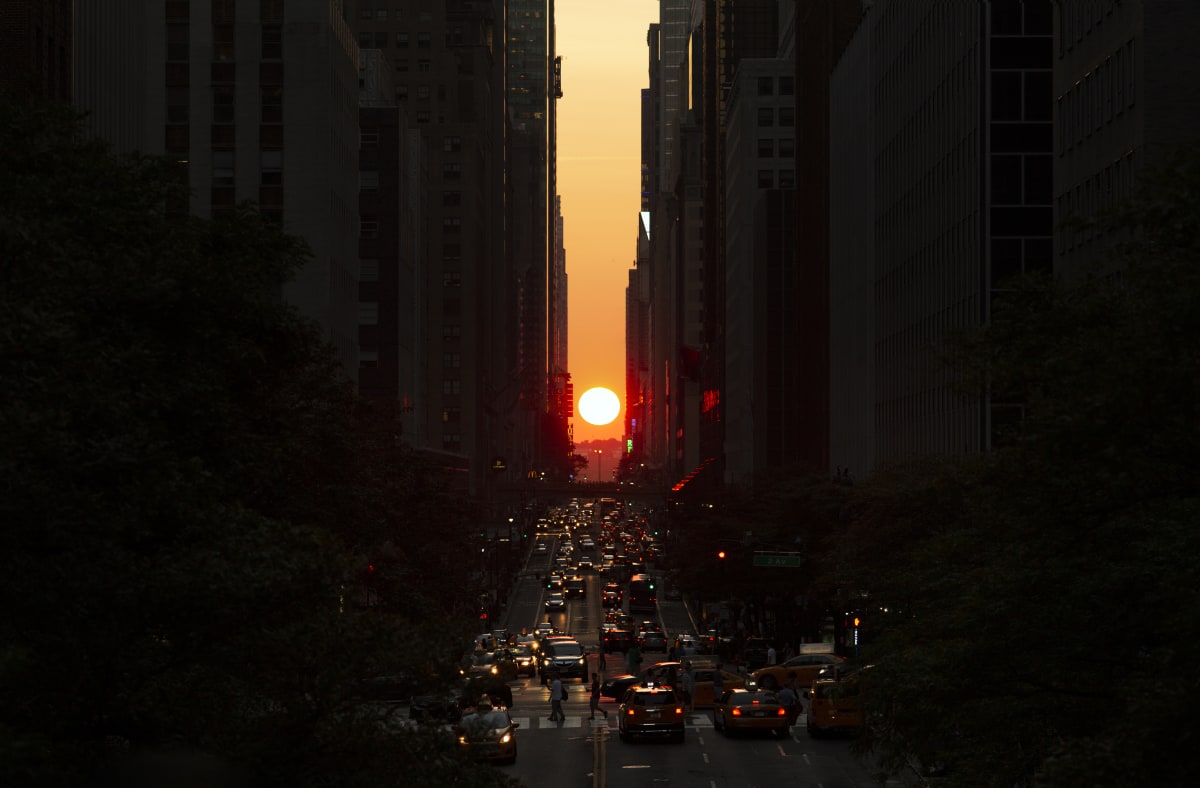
[702,752,709,764]
[777,743,789,757]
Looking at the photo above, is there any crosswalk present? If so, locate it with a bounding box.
[511,713,714,730]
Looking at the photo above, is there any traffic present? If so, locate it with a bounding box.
[381,497,875,785]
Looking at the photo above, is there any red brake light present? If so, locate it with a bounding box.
[731,708,742,716]
[777,707,787,716]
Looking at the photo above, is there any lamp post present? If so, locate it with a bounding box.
[593,449,603,482]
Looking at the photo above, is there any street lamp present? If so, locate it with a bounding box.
[593,449,603,482]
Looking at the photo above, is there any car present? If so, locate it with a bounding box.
[750,648,846,690]
[563,576,586,599]
[534,543,549,556]
[533,622,555,638]
[618,684,685,743]
[577,555,595,570]
[462,650,518,683]
[635,620,663,637]
[538,639,588,682]
[808,666,868,737]
[455,702,519,764]
[510,644,538,677]
[601,660,747,706]
[639,632,668,652]
[602,629,636,654]
[602,589,621,608]
[544,591,566,611]
[712,688,790,737]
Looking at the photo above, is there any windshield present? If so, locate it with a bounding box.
[462,711,510,730]
[551,643,583,657]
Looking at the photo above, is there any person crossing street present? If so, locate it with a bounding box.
[589,672,608,720]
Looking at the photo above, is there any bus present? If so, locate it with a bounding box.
[627,573,657,613]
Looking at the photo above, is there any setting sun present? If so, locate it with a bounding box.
[578,387,621,426]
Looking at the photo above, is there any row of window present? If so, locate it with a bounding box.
[165,23,282,62]
[209,150,283,187]
[755,75,795,97]
[757,137,796,158]
[757,106,796,127]
[358,31,431,49]
[1056,40,1135,156]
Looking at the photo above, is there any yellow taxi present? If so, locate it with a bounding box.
[750,645,845,691]
[455,701,520,763]
[617,684,686,743]
[712,688,790,737]
[807,666,867,737]
[630,659,746,708]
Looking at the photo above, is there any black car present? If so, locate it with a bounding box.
[639,632,668,652]
[538,639,588,681]
[603,629,635,654]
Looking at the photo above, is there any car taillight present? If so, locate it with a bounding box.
[776,707,787,716]
[731,708,742,716]
[626,708,636,716]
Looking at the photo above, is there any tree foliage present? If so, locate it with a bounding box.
[827,146,1200,786]
[0,96,515,787]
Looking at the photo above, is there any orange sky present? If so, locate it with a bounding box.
[558,1,658,445]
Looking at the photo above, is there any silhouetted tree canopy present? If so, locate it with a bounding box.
[826,146,1200,787]
[0,97,516,788]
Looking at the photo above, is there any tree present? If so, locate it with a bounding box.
[827,146,1200,786]
[0,96,515,787]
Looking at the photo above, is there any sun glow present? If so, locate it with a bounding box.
[578,387,621,426]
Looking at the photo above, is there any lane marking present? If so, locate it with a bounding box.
[702,752,709,764]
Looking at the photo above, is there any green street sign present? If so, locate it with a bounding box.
[753,553,802,568]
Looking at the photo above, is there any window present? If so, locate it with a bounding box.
[416,85,430,100]
[360,129,379,147]
[167,86,189,123]
[212,151,234,187]
[417,32,431,48]
[757,170,774,188]
[757,76,773,96]
[778,106,795,127]
[778,76,794,96]
[373,32,388,49]
[417,59,431,73]
[261,86,282,123]
[443,217,461,233]
[442,434,462,451]
[757,107,773,126]
[416,111,431,123]
[213,24,234,62]
[443,323,461,340]
[359,302,379,325]
[213,85,234,123]
[443,272,462,287]
[443,163,462,180]
[778,169,795,189]
[442,379,462,395]
[260,0,284,23]
[757,138,774,158]
[360,220,379,239]
[360,259,380,282]
[166,23,189,62]
[443,191,462,207]
[260,150,282,186]
[443,135,462,152]
[443,353,461,368]
[442,243,461,260]
[442,408,461,424]
[360,170,379,190]
[261,25,281,59]
[396,32,409,48]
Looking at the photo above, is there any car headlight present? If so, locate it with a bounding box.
[490,666,498,675]
[577,657,586,665]
[458,735,468,744]
[499,731,512,744]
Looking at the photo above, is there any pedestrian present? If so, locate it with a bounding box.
[678,661,695,712]
[598,648,607,673]
[626,643,642,674]
[589,672,608,719]
[667,644,678,661]
[711,666,724,704]
[766,643,777,666]
[548,673,564,722]
[776,673,799,725]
